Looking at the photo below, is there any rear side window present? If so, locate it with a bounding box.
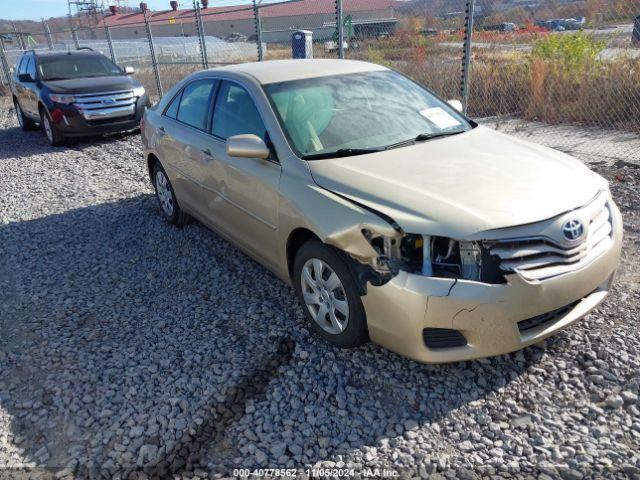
[176,80,216,131]
[164,91,181,119]
[211,82,266,140]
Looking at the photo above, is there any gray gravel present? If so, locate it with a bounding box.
[0,97,639,479]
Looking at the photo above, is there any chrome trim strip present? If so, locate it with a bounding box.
[82,104,135,121]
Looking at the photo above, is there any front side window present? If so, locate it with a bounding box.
[264,70,473,158]
[17,56,27,75]
[38,55,123,81]
[212,82,266,140]
[26,57,37,80]
[176,80,216,131]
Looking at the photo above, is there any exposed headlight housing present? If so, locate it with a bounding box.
[48,93,76,104]
[362,230,503,284]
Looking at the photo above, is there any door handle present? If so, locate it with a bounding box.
[157,126,166,137]
[201,148,213,157]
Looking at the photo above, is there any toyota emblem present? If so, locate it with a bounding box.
[562,219,585,242]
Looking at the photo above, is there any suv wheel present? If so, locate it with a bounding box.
[40,108,65,147]
[14,99,36,131]
[293,240,368,348]
[152,162,189,227]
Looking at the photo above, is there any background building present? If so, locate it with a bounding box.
[103,0,396,42]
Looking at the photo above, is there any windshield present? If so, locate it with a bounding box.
[264,70,473,159]
[38,56,123,81]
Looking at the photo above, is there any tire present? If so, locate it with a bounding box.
[40,108,65,147]
[293,240,368,348]
[152,162,189,227]
[14,99,37,131]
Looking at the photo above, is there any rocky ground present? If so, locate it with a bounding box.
[0,97,639,479]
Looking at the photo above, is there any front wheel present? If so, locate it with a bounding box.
[294,240,368,348]
[40,109,65,146]
[14,99,36,131]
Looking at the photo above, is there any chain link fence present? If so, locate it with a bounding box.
[467,0,640,161]
[1,0,638,160]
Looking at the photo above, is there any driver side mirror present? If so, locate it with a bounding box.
[18,73,34,83]
[447,99,463,113]
[124,66,135,75]
[227,134,270,160]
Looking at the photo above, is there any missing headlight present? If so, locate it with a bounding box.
[431,237,504,283]
[361,230,504,283]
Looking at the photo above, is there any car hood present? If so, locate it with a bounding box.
[45,75,140,94]
[308,126,607,238]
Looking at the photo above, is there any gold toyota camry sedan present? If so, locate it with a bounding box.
[141,59,622,363]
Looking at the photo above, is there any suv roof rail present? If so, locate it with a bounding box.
[76,47,95,52]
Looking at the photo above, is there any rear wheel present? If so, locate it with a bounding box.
[294,240,368,348]
[40,108,65,147]
[14,99,36,131]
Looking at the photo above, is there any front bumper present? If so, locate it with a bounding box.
[48,94,149,137]
[362,203,623,363]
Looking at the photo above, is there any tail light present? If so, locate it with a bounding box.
[50,108,63,123]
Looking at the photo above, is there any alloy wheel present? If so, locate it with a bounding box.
[43,115,53,143]
[155,170,174,217]
[300,258,349,335]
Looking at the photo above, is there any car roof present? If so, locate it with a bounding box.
[29,50,105,59]
[210,59,388,85]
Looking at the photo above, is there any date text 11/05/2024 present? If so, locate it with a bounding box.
[233,468,400,477]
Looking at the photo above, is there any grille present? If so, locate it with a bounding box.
[422,328,467,349]
[517,301,579,332]
[489,193,613,281]
[72,90,137,121]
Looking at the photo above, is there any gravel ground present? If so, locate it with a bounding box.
[0,96,639,480]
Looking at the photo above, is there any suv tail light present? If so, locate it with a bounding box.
[50,108,63,123]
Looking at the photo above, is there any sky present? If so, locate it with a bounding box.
[4,0,253,21]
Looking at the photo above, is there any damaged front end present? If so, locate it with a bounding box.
[359,228,505,287]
